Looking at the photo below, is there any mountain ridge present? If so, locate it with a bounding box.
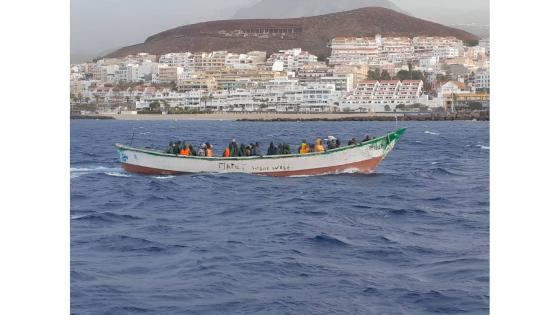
[107,7,478,59]
[232,0,407,19]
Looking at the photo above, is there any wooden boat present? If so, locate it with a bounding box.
[116,128,406,177]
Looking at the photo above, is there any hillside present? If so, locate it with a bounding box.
[107,7,478,59]
[233,0,407,19]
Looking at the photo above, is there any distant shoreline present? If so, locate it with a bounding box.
[71,111,489,121]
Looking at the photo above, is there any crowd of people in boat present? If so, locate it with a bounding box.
[165,135,375,157]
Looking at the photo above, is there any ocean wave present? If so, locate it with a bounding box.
[104,172,131,177]
[477,145,490,150]
[91,235,187,253]
[106,306,153,314]
[151,175,175,179]
[312,234,350,246]
[71,166,122,179]
[71,212,141,223]
[424,130,440,135]
[70,270,96,281]
[416,167,467,178]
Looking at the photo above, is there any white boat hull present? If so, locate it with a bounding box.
[116,128,405,176]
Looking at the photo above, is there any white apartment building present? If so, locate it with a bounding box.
[159,52,194,69]
[266,48,317,72]
[413,36,463,59]
[192,51,228,72]
[160,51,231,72]
[138,61,159,80]
[225,51,267,70]
[378,36,414,65]
[155,65,184,83]
[92,64,119,82]
[319,75,353,92]
[328,37,379,66]
[296,63,330,83]
[300,83,340,112]
[418,56,440,70]
[438,81,474,97]
[472,70,490,90]
[341,80,424,112]
[70,79,96,97]
[433,45,461,59]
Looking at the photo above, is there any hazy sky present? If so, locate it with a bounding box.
[70,0,258,57]
[71,0,488,59]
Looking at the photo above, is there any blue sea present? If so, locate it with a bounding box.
[71,120,489,314]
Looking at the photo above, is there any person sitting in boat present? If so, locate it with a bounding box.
[252,142,262,156]
[327,136,336,150]
[174,141,181,155]
[228,138,240,157]
[348,138,358,146]
[298,140,310,154]
[280,143,291,155]
[205,143,213,157]
[267,142,278,155]
[335,139,341,148]
[244,145,253,156]
[238,143,246,156]
[179,143,190,156]
[197,143,206,156]
[314,138,325,153]
[165,141,174,154]
[223,146,231,157]
[188,144,195,156]
[362,135,372,142]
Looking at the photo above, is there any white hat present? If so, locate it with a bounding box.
[328,136,336,141]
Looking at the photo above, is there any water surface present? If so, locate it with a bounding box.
[71,120,489,314]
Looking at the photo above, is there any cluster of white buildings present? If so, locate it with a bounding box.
[328,35,466,66]
[70,35,490,113]
[342,80,425,112]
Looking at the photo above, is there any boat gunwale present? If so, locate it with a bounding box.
[116,128,406,161]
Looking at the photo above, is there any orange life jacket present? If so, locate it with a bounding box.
[315,144,325,153]
[223,147,230,157]
[179,148,188,155]
[206,148,213,157]
[299,143,309,154]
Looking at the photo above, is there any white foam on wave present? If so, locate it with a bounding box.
[477,145,490,150]
[152,175,175,179]
[431,162,439,165]
[424,131,440,135]
[70,166,123,179]
[71,166,120,172]
[104,172,131,177]
[340,168,361,174]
